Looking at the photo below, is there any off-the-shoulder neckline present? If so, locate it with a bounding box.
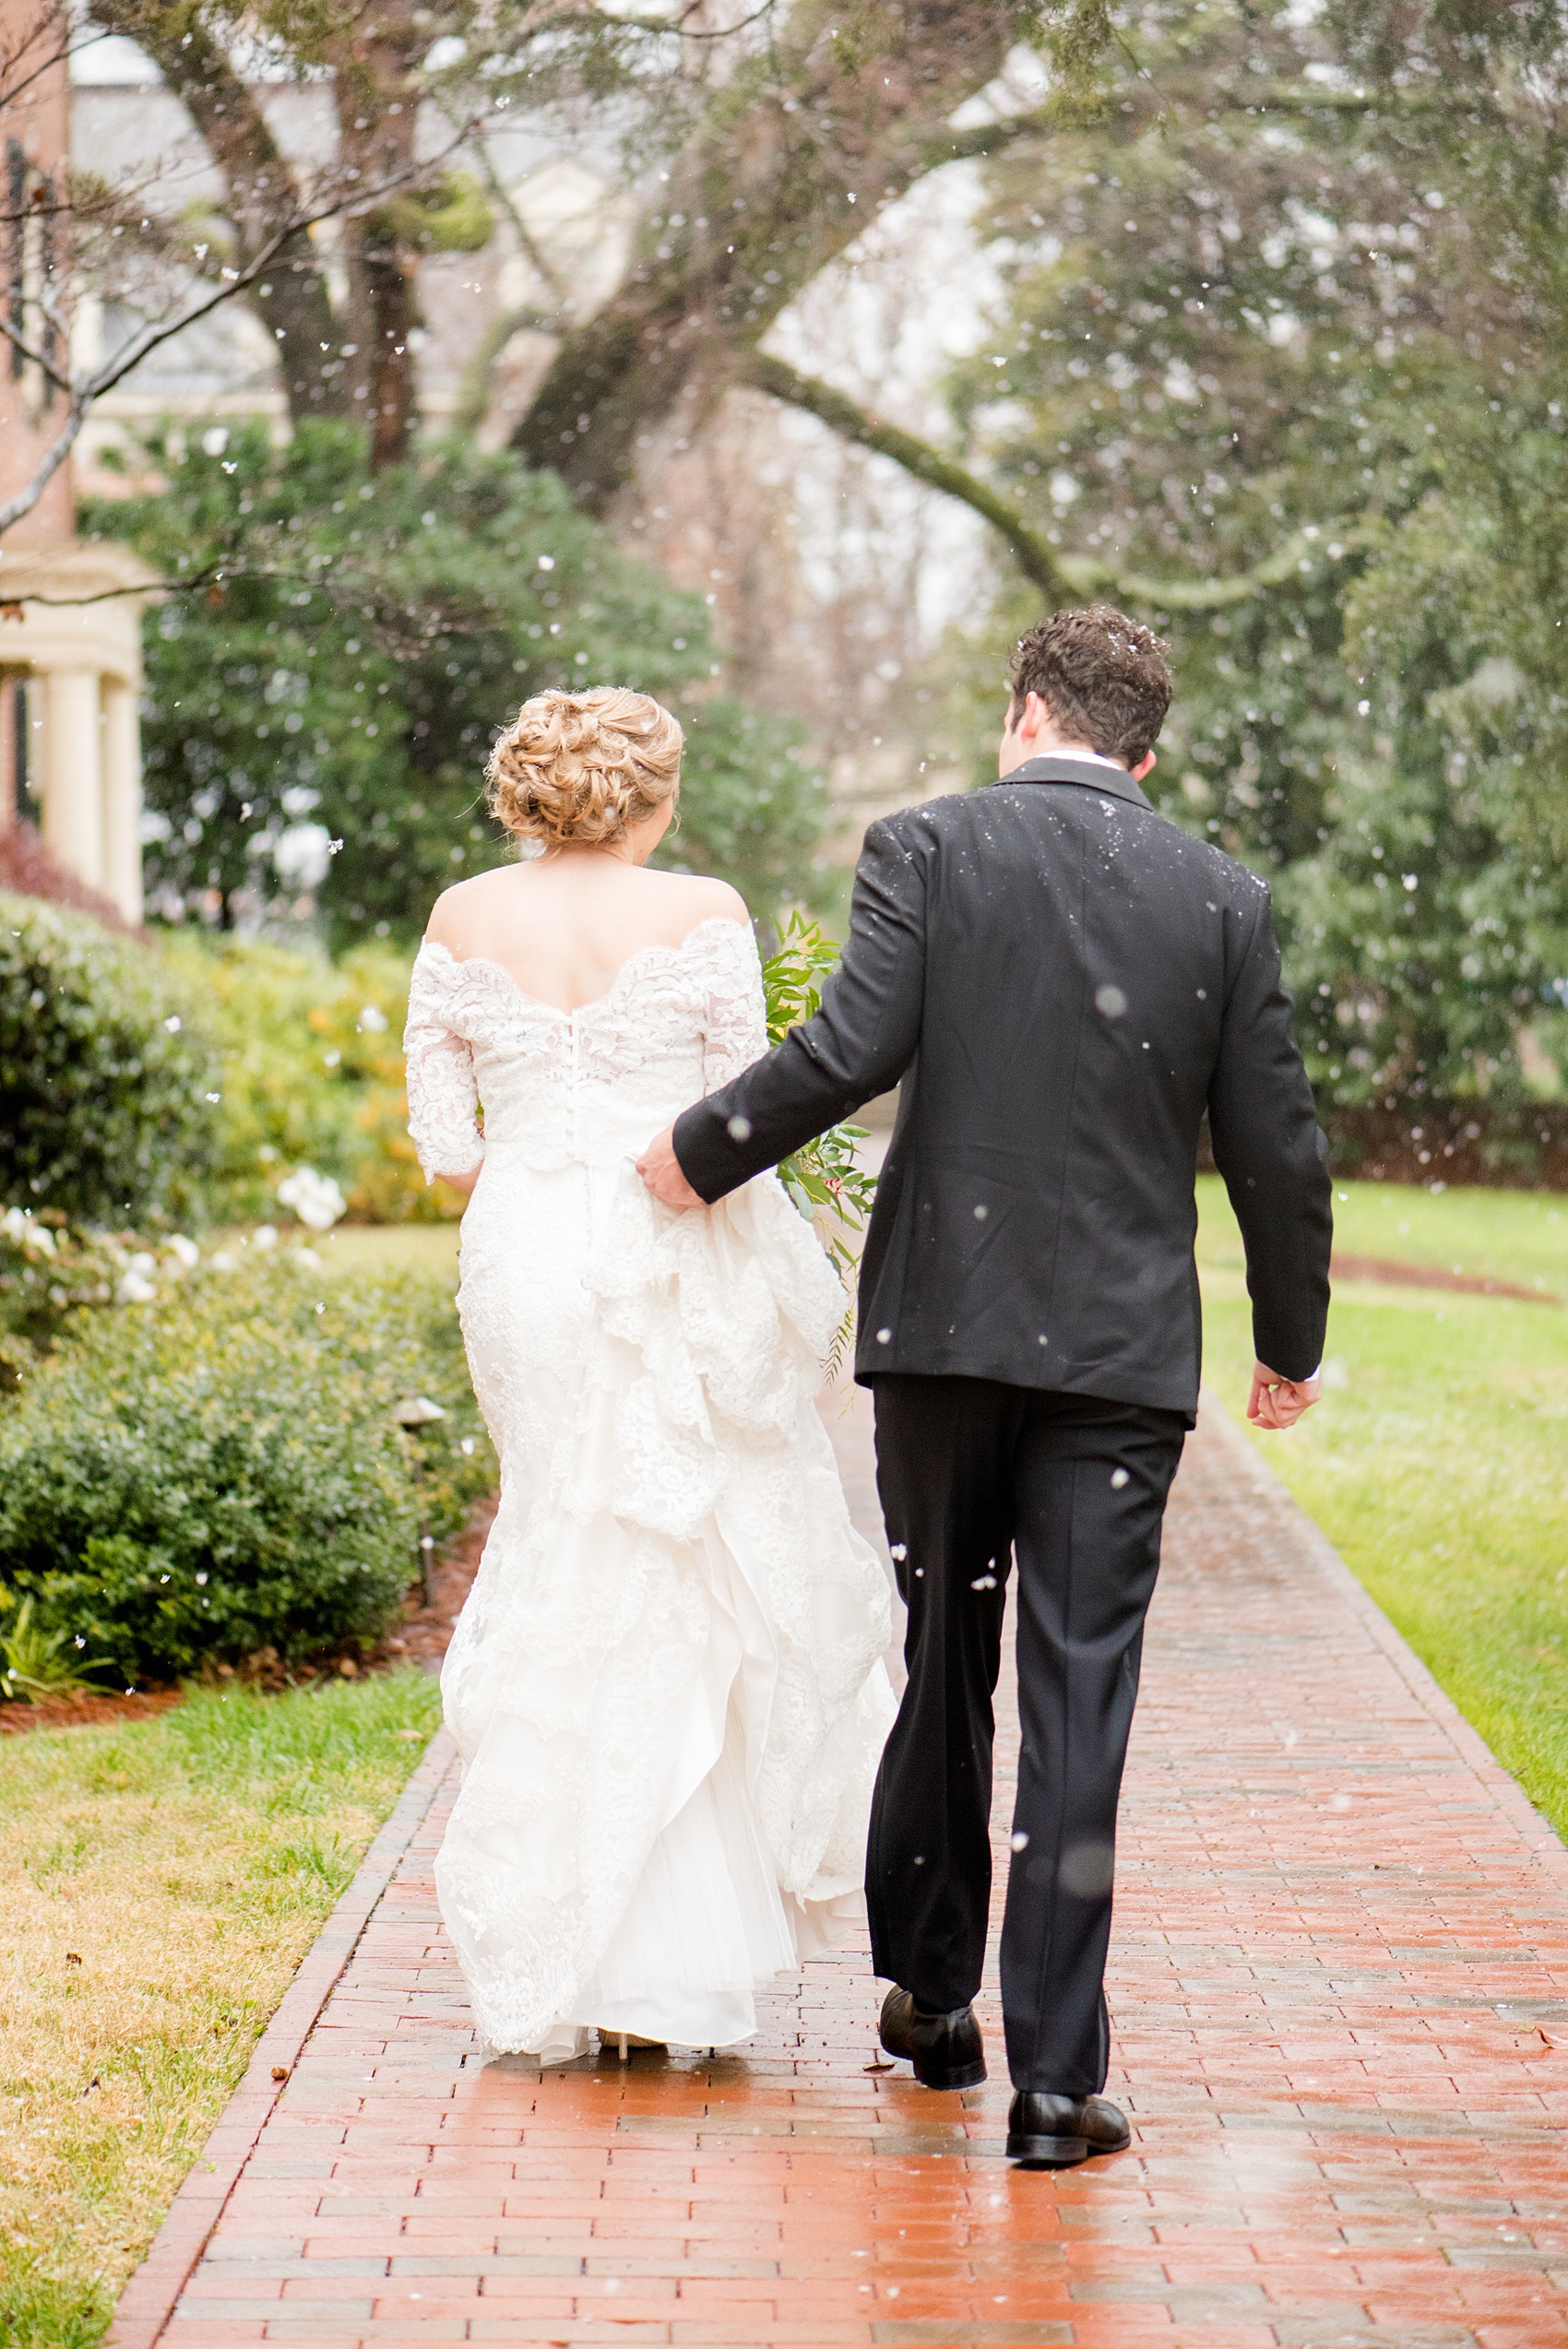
[415,915,754,1021]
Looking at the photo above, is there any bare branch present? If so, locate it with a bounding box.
[923,98,1097,169]
[0,304,74,393]
[928,77,1462,170]
[1098,531,1340,612]
[746,351,1079,599]
[0,402,86,538]
[0,3,76,114]
[0,125,477,540]
[745,352,1348,615]
[454,303,559,433]
[593,1,778,39]
[442,114,566,304]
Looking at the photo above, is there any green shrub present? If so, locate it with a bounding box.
[0,893,221,1227]
[160,932,456,1226]
[0,1255,493,1684]
[89,422,829,945]
[0,1212,132,1365]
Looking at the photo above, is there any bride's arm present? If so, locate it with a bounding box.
[699,917,769,1096]
[404,944,486,1192]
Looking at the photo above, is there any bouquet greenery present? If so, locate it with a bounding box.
[760,915,880,1364]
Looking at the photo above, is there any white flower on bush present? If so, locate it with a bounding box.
[2,1206,55,1257]
[276,1168,347,1232]
[117,1251,159,1305]
[253,1224,279,1252]
[166,1234,200,1272]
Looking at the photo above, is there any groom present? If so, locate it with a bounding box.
[638,606,1331,2166]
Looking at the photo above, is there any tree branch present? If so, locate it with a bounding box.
[928,77,1460,169]
[453,303,559,433]
[922,98,1095,169]
[745,352,1344,616]
[1212,79,1461,116]
[0,304,74,394]
[445,116,566,306]
[745,350,1080,600]
[0,403,87,539]
[0,135,470,540]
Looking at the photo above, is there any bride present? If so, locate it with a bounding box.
[404,685,896,2064]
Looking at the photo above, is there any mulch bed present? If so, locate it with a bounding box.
[0,1686,187,1738]
[376,1493,496,1673]
[0,1495,498,1737]
[1332,1252,1560,1304]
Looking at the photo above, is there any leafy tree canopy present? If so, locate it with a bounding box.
[85,424,828,945]
[934,0,1568,1112]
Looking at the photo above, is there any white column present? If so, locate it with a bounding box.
[101,677,143,925]
[41,667,105,891]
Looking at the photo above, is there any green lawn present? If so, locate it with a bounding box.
[320,1222,461,1275]
[1196,1175,1568,1841]
[1197,1169,1568,1297]
[0,1671,442,2349]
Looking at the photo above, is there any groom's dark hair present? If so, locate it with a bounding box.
[1008,605,1171,767]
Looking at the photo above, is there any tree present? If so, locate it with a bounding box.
[7,0,1322,610]
[0,0,500,531]
[924,0,1568,1112]
[86,421,827,940]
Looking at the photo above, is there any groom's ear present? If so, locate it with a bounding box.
[1016,690,1051,746]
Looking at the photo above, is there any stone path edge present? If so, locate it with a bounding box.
[1200,1394,1568,1884]
[105,1725,458,2349]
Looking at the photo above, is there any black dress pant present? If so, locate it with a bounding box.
[866,1375,1187,2095]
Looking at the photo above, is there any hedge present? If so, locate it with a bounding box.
[0,1253,493,1683]
[0,892,221,1227]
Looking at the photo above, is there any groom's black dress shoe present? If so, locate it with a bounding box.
[879,1987,986,2090]
[1006,2091,1131,2168]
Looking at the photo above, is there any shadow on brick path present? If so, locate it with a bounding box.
[112,1392,1568,2349]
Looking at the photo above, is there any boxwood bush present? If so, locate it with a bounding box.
[160,931,457,1227]
[0,892,222,1227]
[0,1254,493,1682]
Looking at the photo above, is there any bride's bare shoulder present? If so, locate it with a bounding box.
[646,870,750,935]
[423,870,514,946]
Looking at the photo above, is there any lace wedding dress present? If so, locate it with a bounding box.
[404,916,896,2062]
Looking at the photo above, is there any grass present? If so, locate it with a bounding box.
[0,1668,442,2348]
[1195,1174,1568,1842]
[1196,1169,1568,1297]
[320,1223,461,1276]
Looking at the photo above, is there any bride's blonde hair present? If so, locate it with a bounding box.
[484,687,683,850]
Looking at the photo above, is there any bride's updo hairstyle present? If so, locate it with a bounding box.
[484,687,683,850]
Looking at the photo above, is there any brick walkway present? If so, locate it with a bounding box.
[113,1394,1568,2349]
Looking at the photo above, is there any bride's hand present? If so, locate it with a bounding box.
[636,1128,706,1210]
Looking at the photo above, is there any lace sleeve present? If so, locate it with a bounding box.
[701,919,768,1095]
[404,943,485,1182]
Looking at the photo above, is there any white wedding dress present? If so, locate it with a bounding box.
[404,916,896,2062]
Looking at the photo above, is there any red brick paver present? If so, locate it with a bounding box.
[112,1394,1568,2348]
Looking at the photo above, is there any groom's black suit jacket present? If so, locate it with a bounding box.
[673,755,1332,1417]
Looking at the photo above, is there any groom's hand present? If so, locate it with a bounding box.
[636,1126,706,1211]
[1247,1360,1321,1430]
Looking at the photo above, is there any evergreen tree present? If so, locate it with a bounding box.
[87,426,828,944]
[934,0,1568,1111]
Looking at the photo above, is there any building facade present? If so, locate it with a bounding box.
[0,0,150,924]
